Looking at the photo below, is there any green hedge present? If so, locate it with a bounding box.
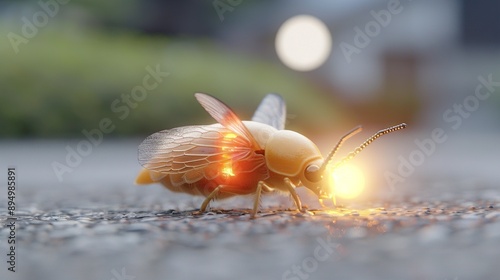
[0,24,346,138]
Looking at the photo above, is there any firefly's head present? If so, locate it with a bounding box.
[299,158,331,199]
[265,123,407,202]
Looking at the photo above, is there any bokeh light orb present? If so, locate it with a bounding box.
[331,163,365,200]
[275,15,332,71]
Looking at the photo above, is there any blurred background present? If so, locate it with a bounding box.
[3,1,500,280]
[1,0,500,200]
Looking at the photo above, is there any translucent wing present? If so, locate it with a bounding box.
[251,93,286,130]
[195,93,262,150]
[138,125,268,182]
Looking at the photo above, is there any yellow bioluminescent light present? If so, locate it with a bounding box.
[221,166,235,177]
[221,133,237,177]
[330,163,365,200]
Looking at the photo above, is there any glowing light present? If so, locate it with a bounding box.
[221,133,237,177]
[330,164,365,200]
[275,15,332,71]
[221,166,235,177]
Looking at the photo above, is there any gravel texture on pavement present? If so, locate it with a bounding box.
[1,187,500,280]
[1,140,499,280]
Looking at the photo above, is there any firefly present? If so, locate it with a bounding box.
[135,93,406,218]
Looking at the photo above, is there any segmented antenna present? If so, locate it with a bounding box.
[332,123,407,169]
[319,125,362,174]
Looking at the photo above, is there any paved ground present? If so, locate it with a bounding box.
[1,135,500,280]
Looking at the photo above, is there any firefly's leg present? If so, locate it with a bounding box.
[251,181,270,219]
[200,185,227,212]
[283,178,302,211]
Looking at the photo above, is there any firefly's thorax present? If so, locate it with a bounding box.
[263,130,329,194]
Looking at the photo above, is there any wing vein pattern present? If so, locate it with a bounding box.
[138,125,268,184]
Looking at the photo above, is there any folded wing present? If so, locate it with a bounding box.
[252,93,286,130]
[138,125,268,184]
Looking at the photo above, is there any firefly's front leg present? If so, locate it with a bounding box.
[283,178,303,211]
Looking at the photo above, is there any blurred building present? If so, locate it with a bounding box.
[218,0,500,129]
